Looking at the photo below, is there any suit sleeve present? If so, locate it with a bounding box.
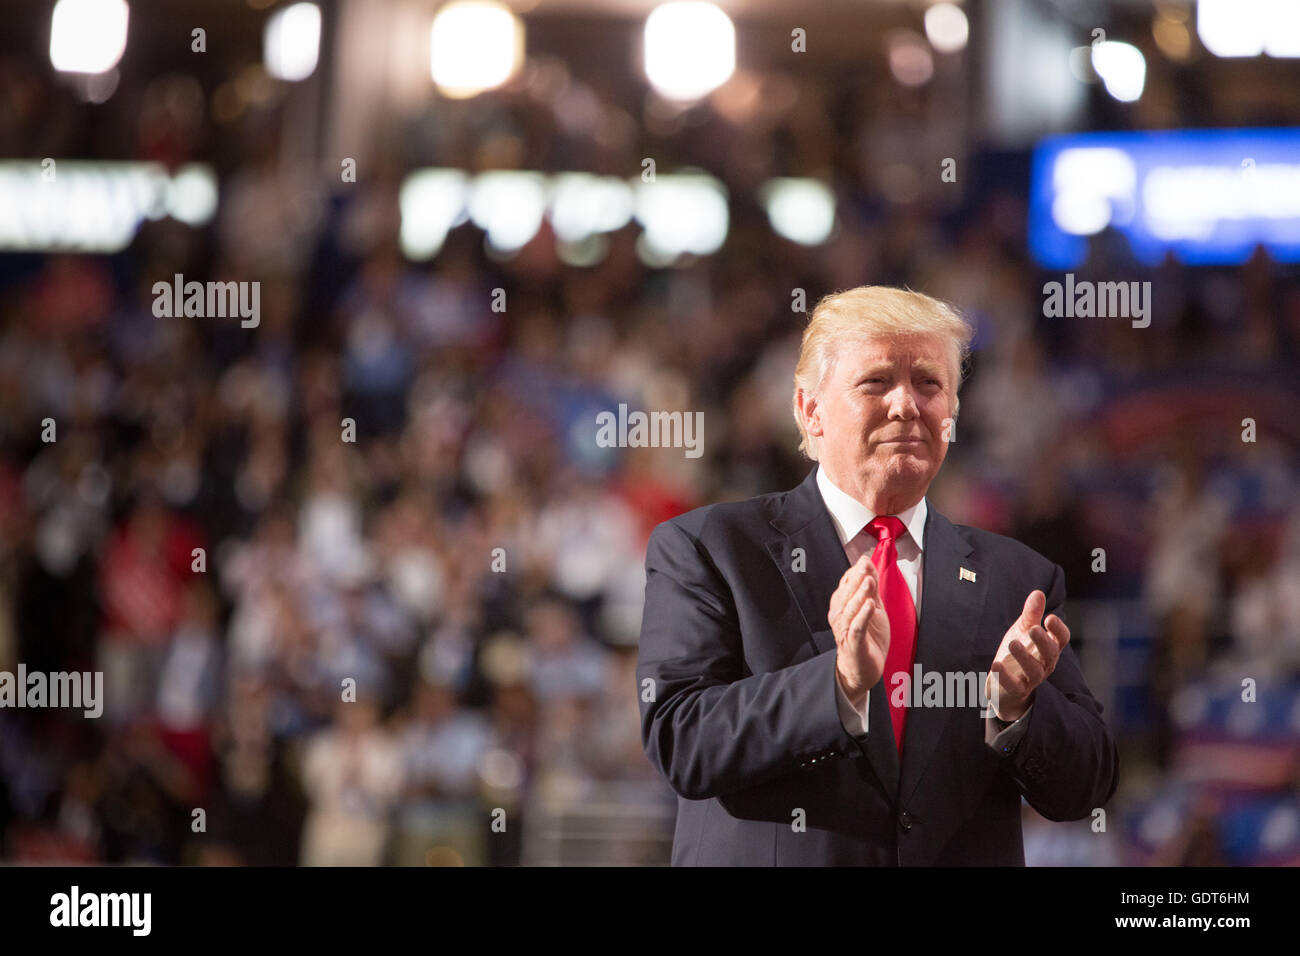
[984,705,1031,751]
[637,520,863,800]
[997,562,1120,821]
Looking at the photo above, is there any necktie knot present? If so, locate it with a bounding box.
[867,515,906,544]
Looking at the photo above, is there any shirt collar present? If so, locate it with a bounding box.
[815,465,927,552]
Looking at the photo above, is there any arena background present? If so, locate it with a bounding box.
[0,0,1297,866]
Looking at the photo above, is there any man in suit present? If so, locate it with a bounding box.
[636,286,1118,865]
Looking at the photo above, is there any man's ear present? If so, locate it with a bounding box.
[796,388,822,437]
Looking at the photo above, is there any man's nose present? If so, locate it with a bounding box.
[886,384,919,418]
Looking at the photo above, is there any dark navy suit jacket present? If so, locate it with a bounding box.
[636,465,1118,865]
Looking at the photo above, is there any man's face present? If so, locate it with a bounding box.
[800,333,955,510]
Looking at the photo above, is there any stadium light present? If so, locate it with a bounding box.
[1091,41,1145,102]
[760,179,836,246]
[635,172,729,262]
[264,3,321,82]
[1198,0,1264,56]
[399,169,469,260]
[643,2,735,102]
[49,0,130,74]
[1263,2,1300,57]
[1197,0,1300,58]
[468,171,548,252]
[166,165,220,227]
[0,161,218,253]
[549,174,635,243]
[430,1,524,99]
[924,3,969,55]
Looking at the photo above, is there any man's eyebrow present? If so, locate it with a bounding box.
[850,362,895,379]
[912,358,946,378]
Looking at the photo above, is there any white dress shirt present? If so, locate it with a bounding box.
[816,467,1030,751]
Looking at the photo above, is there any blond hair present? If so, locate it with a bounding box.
[792,286,974,460]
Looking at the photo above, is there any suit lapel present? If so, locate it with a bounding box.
[765,467,845,661]
[897,508,986,807]
[766,466,901,804]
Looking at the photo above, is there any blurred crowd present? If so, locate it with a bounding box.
[1,45,1298,866]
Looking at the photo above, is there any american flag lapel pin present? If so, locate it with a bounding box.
[959,567,977,583]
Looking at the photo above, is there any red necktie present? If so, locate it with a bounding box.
[866,515,917,753]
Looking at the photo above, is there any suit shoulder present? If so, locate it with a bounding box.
[953,522,1060,577]
[650,488,785,547]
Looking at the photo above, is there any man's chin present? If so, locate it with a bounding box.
[886,448,930,467]
[882,452,937,483]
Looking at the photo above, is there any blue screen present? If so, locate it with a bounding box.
[1029,128,1300,268]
